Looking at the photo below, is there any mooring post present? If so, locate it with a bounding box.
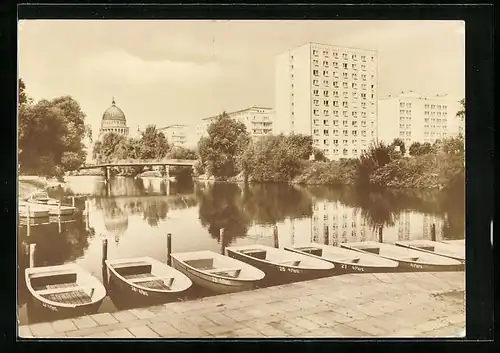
[26,206,31,238]
[57,202,61,217]
[273,225,279,248]
[166,180,171,196]
[324,225,329,245]
[166,233,172,266]
[102,237,108,286]
[431,223,436,241]
[29,243,36,268]
[378,227,383,243]
[71,196,75,207]
[220,228,225,255]
[58,217,62,234]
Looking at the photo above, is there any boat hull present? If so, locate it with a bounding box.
[106,265,185,300]
[171,257,258,294]
[284,247,398,274]
[226,249,332,282]
[19,208,50,218]
[395,242,465,265]
[29,294,103,317]
[341,243,464,272]
[390,259,464,272]
[26,201,75,216]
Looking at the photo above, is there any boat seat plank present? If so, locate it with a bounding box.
[336,258,361,263]
[205,268,242,275]
[35,285,92,296]
[130,276,174,284]
[399,257,420,262]
[279,260,301,266]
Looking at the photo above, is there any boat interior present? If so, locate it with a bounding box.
[180,255,262,280]
[351,244,422,262]
[295,247,361,264]
[29,271,95,305]
[185,258,242,278]
[406,243,465,259]
[110,261,175,290]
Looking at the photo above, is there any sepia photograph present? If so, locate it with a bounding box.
[17,19,466,339]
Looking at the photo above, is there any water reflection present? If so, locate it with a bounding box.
[18,176,464,325]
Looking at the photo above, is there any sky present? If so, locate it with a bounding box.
[18,20,465,140]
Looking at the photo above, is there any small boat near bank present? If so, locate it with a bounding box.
[440,239,465,247]
[25,191,76,216]
[226,244,335,281]
[25,264,106,316]
[105,257,192,299]
[18,201,50,218]
[395,240,465,264]
[285,242,399,273]
[341,241,463,271]
[170,250,265,294]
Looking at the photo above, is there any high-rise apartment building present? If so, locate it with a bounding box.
[158,124,188,147]
[378,92,462,146]
[275,42,378,160]
[196,106,274,141]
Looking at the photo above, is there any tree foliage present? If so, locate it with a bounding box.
[243,134,312,183]
[390,138,406,157]
[356,141,393,186]
[18,81,92,177]
[197,112,250,180]
[137,125,169,159]
[408,142,433,156]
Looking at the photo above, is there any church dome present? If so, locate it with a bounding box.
[102,97,126,122]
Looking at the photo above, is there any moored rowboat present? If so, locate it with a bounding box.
[26,191,75,216]
[285,242,399,273]
[440,239,465,247]
[226,244,335,281]
[170,250,265,294]
[19,201,50,218]
[25,264,106,316]
[105,257,192,299]
[341,241,463,271]
[395,240,465,264]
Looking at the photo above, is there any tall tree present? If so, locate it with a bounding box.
[456,98,465,120]
[18,78,32,107]
[197,112,250,180]
[138,125,169,159]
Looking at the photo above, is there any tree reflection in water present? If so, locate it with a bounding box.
[196,183,251,248]
[241,183,313,225]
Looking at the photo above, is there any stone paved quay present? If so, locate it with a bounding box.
[19,272,465,339]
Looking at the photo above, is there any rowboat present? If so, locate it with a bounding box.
[285,242,399,274]
[226,244,335,281]
[25,264,106,316]
[341,241,463,271]
[170,250,266,294]
[440,239,465,247]
[25,191,75,216]
[395,240,465,264]
[105,257,192,299]
[18,201,50,218]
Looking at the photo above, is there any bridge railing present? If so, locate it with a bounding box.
[83,158,197,167]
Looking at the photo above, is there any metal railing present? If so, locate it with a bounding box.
[82,158,197,167]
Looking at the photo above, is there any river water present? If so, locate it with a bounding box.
[17,176,465,325]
